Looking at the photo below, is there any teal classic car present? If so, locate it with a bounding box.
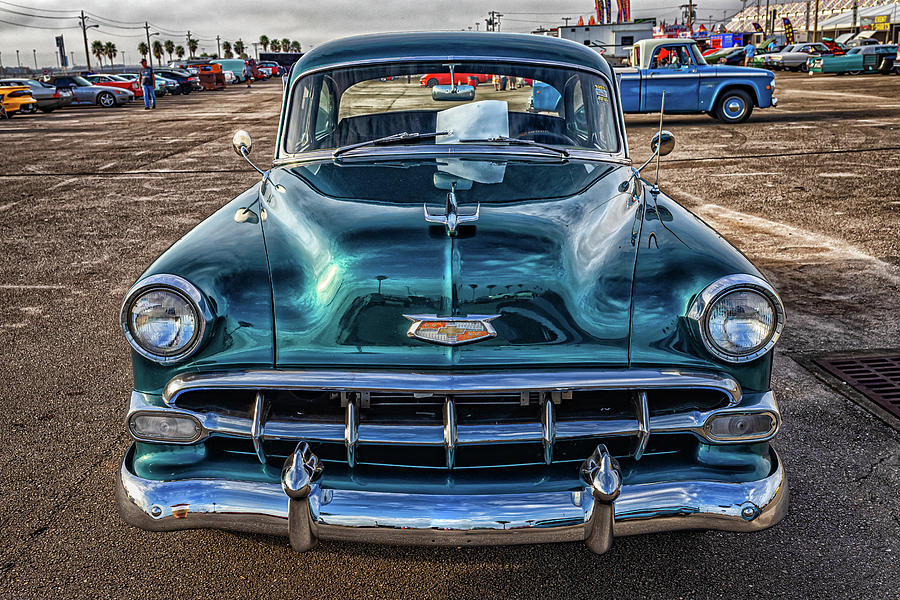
[117,32,787,554]
[808,44,898,75]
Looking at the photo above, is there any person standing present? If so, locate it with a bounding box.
[743,43,756,67]
[139,58,156,110]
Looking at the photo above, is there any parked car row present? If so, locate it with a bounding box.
[1,58,286,118]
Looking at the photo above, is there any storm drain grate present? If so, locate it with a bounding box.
[815,354,900,419]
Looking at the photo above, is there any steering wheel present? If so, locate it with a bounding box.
[516,130,578,146]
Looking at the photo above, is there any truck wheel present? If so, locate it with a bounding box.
[97,92,115,108]
[848,70,862,76]
[715,90,753,124]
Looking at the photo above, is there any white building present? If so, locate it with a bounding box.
[554,22,656,61]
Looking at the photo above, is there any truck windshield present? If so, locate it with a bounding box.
[282,61,621,156]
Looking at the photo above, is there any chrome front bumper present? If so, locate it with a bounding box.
[117,443,787,553]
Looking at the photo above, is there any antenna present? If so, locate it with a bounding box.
[653,91,665,193]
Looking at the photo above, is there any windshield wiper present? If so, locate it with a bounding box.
[458,136,569,157]
[332,131,449,159]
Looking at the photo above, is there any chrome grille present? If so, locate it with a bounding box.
[165,369,738,469]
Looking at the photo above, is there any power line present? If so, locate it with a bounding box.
[0,6,75,19]
[0,16,78,29]
[0,0,73,13]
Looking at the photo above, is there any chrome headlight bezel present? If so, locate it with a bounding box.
[688,274,785,364]
[120,274,214,364]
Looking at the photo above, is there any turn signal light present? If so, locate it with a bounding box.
[129,412,202,442]
[705,412,777,442]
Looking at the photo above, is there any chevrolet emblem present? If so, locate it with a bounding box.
[404,314,500,346]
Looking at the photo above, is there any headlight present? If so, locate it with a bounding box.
[688,274,784,363]
[121,274,213,363]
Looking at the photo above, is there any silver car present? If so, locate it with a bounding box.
[0,78,74,113]
[769,43,833,72]
[49,75,134,107]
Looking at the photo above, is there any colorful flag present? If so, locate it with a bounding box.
[620,0,631,22]
[782,18,794,44]
[752,22,763,33]
[604,0,612,23]
[595,0,602,24]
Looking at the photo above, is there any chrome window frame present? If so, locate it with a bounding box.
[275,56,630,165]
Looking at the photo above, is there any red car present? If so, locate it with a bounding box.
[419,72,491,87]
[256,62,280,77]
[86,74,142,98]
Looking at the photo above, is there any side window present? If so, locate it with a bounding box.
[314,80,335,140]
[571,80,587,135]
[651,45,692,68]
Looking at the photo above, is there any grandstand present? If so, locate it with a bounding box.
[725,0,899,41]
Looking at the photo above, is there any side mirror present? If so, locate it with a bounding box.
[650,130,675,157]
[232,130,252,156]
[432,84,475,102]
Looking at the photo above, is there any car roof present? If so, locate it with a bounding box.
[291,32,612,82]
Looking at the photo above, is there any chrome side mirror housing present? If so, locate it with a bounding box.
[232,130,253,156]
[650,130,675,157]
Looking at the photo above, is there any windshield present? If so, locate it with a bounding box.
[282,61,620,157]
[72,76,92,86]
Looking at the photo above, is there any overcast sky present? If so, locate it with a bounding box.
[1,0,743,69]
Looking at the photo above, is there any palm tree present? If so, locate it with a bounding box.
[187,37,198,58]
[175,45,185,60]
[104,42,117,69]
[91,40,105,70]
[270,39,281,52]
[222,41,233,59]
[152,40,163,65]
[290,40,301,53]
[137,41,149,61]
[281,38,290,53]
[233,39,245,57]
[259,35,269,52]
[164,40,175,62]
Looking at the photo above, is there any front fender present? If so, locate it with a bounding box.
[127,185,275,395]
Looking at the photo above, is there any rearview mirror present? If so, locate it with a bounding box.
[432,84,475,102]
[232,130,252,156]
[433,172,473,191]
[650,130,675,157]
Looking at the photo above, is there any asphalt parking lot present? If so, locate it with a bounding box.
[1,73,899,599]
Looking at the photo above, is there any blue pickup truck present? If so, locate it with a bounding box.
[533,38,777,124]
[618,39,777,123]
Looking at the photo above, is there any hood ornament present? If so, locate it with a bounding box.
[424,180,479,236]
[404,314,499,345]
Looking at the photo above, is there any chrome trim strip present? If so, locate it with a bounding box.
[541,399,555,465]
[250,392,267,464]
[116,445,788,546]
[345,398,359,468]
[163,369,742,405]
[633,391,650,460]
[443,398,457,469]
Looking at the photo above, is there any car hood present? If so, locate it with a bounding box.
[259,156,641,369]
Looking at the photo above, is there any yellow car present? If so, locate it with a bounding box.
[0,85,37,118]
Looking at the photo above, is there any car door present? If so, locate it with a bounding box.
[644,44,700,112]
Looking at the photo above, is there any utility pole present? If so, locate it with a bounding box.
[764,0,770,35]
[144,22,153,67]
[562,17,572,27]
[78,10,93,71]
[851,0,858,34]
[252,42,259,59]
[688,0,693,33]
[813,0,819,42]
[33,49,37,70]
[475,22,479,31]
[216,35,221,58]
[186,30,192,51]
[16,49,20,68]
